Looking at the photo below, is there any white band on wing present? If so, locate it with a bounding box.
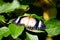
[38,21,42,28]
[15,17,20,23]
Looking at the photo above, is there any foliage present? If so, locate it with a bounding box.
[45,19,60,36]
[0,0,60,40]
[9,23,24,39]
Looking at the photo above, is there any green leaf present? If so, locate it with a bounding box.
[0,27,10,37]
[8,23,24,39]
[0,0,4,5]
[0,35,2,40]
[25,32,30,40]
[23,13,44,20]
[19,5,29,10]
[16,38,21,40]
[0,15,5,23]
[45,19,60,36]
[3,29,10,37]
[0,0,20,13]
[0,0,29,13]
[32,14,43,20]
[26,32,38,40]
[23,13,31,16]
[46,27,60,36]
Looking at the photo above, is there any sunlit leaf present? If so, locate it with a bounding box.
[0,0,20,13]
[3,29,10,37]
[26,32,38,40]
[25,34,30,40]
[45,19,60,36]
[8,23,24,39]
[23,13,30,16]
[46,27,60,36]
[19,5,29,10]
[0,27,10,37]
[0,0,29,13]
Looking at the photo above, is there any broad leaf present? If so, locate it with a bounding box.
[0,0,29,13]
[25,32,30,40]
[26,32,38,40]
[46,27,60,36]
[3,29,10,37]
[8,23,24,39]
[45,19,60,36]
[0,27,10,37]
[0,0,20,13]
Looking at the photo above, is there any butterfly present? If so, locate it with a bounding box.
[12,16,46,31]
